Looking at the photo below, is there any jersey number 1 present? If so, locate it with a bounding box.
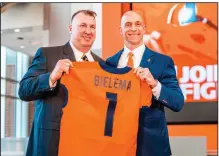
[104,92,117,137]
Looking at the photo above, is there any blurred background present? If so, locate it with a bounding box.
[1,2,218,156]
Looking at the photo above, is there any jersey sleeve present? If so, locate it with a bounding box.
[140,81,152,107]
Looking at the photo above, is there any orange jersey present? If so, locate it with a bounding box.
[58,62,152,156]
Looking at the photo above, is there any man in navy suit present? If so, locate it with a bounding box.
[19,10,103,156]
[106,11,184,156]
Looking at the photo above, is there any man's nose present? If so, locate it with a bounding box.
[85,27,92,34]
[131,24,137,31]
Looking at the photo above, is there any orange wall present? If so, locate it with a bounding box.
[102,3,123,60]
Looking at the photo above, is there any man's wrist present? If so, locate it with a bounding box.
[152,80,161,100]
[49,75,57,88]
[151,79,158,89]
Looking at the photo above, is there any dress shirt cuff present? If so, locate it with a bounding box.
[152,81,161,99]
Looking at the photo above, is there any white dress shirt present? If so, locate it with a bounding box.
[118,44,145,68]
[69,41,95,62]
[117,44,162,99]
[49,41,95,88]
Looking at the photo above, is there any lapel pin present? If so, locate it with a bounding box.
[147,59,151,62]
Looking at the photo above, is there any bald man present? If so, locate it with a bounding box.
[19,10,103,156]
[106,11,184,156]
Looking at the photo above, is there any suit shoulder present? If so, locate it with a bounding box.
[40,45,64,53]
[34,45,64,58]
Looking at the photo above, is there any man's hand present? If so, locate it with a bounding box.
[49,59,73,87]
[134,67,158,89]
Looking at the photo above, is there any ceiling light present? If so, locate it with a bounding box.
[14,29,20,32]
[20,45,25,48]
[17,37,24,40]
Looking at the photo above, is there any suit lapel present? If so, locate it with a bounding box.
[106,49,124,67]
[140,47,155,68]
[91,52,102,62]
[62,42,76,61]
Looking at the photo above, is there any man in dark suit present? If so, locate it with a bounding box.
[106,11,184,156]
[19,10,103,156]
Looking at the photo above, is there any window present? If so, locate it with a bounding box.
[1,46,30,138]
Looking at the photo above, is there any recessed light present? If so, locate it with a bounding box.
[20,45,25,48]
[14,29,20,33]
[17,37,24,40]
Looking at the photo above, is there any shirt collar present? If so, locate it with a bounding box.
[123,44,145,58]
[69,41,91,58]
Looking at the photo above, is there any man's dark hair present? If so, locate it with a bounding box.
[71,10,97,22]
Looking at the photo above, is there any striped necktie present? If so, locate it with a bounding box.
[81,54,89,62]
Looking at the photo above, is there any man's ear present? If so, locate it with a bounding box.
[142,24,146,34]
[69,25,72,33]
[119,26,123,35]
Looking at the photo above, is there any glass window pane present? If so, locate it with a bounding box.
[15,99,28,138]
[1,79,6,95]
[21,101,28,137]
[1,96,6,138]
[5,98,16,137]
[22,54,29,75]
[15,99,22,137]
[16,52,23,81]
[6,48,17,80]
[16,82,19,98]
[17,52,30,81]
[1,46,6,78]
[6,80,16,97]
